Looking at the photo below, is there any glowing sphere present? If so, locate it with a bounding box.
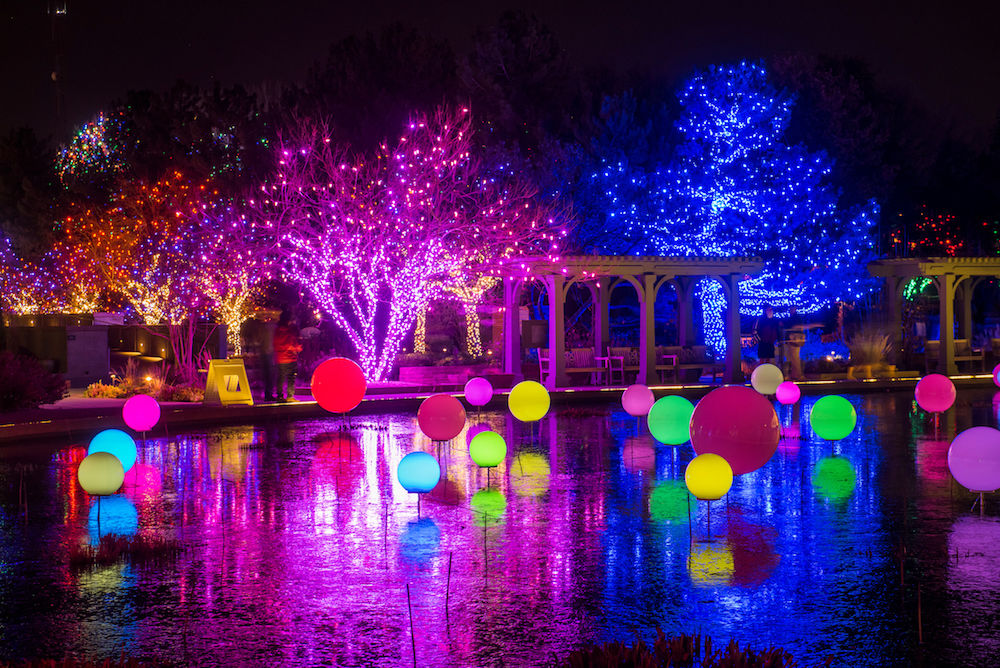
[750,363,784,395]
[77,452,125,496]
[689,386,780,474]
[649,480,689,523]
[684,453,734,500]
[508,380,550,422]
[122,394,160,432]
[311,357,367,413]
[915,373,956,413]
[88,495,138,543]
[688,542,735,586]
[775,381,801,405]
[88,429,137,473]
[647,395,695,445]
[469,430,507,468]
[511,452,550,496]
[397,451,440,494]
[948,426,1000,492]
[994,363,1000,388]
[812,456,857,501]
[621,384,655,417]
[471,488,507,527]
[417,393,467,441]
[809,395,857,441]
[464,377,494,407]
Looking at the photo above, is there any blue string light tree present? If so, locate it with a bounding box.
[637,61,879,354]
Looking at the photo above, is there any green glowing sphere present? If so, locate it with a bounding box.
[809,395,857,441]
[812,456,856,501]
[647,395,695,445]
[469,431,507,468]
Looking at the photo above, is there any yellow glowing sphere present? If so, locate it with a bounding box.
[684,453,734,500]
[77,451,125,496]
[688,542,735,586]
[508,381,551,422]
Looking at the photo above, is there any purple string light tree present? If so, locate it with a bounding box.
[265,106,569,382]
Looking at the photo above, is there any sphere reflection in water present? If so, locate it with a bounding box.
[124,462,162,500]
[649,480,688,523]
[812,456,857,502]
[688,542,734,586]
[471,488,507,527]
[399,517,441,567]
[88,494,138,543]
[511,452,550,497]
[622,436,656,474]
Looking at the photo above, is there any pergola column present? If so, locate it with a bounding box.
[886,276,905,357]
[675,276,696,346]
[638,274,658,385]
[937,273,957,375]
[591,279,611,357]
[958,279,973,341]
[544,274,569,389]
[723,273,743,383]
[502,277,523,379]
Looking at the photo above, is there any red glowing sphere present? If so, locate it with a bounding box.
[689,385,781,475]
[417,393,467,441]
[311,357,367,413]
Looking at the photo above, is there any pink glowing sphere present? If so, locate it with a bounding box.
[122,394,160,432]
[464,377,494,407]
[993,363,1000,388]
[689,385,781,475]
[775,381,801,405]
[311,357,367,413]
[948,426,1000,492]
[915,373,956,413]
[621,384,656,417]
[417,393,467,441]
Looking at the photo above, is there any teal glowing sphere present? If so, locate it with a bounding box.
[88,429,137,473]
[469,431,507,468]
[647,395,695,445]
[397,451,440,493]
[809,395,857,441]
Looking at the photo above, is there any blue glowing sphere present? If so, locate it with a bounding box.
[88,429,137,473]
[88,494,138,543]
[397,451,441,493]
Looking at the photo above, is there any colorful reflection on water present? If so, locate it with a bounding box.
[1,390,999,665]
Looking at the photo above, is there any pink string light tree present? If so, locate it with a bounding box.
[264,106,569,381]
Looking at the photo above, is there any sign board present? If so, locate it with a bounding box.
[203,358,254,406]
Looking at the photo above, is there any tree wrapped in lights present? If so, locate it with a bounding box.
[266,107,566,380]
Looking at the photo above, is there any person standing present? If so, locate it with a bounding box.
[754,306,781,366]
[274,309,302,403]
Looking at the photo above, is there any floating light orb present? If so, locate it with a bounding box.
[915,373,956,414]
[750,363,784,395]
[417,393,466,441]
[88,494,138,543]
[647,395,695,445]
[621,384,655,417]
[311,357,367,413]
[508,380,550,422]
[649,480,689,523]
[397,452,441,494]
[689,386,779,474]
[994,363,1000,388]
[471,488,507,527]
[88,429,137,473]
[775,381,801,405]
[812,456,857,501]
[511,452,550,497]
[809,395,857,441]
[469,430,506,468]
[948,426,1000,492]
[684,453,734,500]
[464,377,494,407]
[77,452,125,496]
[122,394,160,432]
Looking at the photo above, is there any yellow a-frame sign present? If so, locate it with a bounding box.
[203,359,254,406]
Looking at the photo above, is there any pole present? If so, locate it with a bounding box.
[406,584,417,668]
[446,552,453,619]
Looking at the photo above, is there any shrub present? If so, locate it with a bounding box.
[83,381,124,398]
[0,352,68,412]
[158,382,203,402]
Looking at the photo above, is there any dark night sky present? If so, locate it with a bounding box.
[2,0,999,142]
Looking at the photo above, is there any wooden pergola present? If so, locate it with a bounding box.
[500,255,764,387]
[869,257,1000,375]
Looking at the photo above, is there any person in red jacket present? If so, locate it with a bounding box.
[273,309,302,402]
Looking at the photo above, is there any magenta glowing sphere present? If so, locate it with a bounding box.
[775,381,801,405]
[689,385,780,475]
[122,394,160,432]
[948,426,1000,492]
[915,373,956,413]
[464,377,494,407]
[311,357,367,413]
[621,384,655,417]
[417,394,467,441]
[993,363,1000,388]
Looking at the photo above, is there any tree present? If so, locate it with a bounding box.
[264,107,567,381]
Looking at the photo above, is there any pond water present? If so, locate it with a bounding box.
[2,389,1000,666]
